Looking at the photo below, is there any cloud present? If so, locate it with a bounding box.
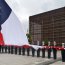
[6,0,65,20]
[5,0,65,33]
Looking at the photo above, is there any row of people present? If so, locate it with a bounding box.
[35,41,65,62]
[0,42,65,62]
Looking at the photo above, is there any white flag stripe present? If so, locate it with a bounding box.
[2,11,29,46]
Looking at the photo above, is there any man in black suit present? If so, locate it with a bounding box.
[61,43,65,62]
[53,41,57,59]
[48,41,51,58]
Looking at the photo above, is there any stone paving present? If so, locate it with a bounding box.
[0,53,50,65]
[50,61,65,65]
[0,51,63,65]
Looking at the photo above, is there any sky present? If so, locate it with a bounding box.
[5,0,65,33]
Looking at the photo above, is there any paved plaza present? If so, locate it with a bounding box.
[0,53,50,65]
[50,61,65,65]
[0,51,65,65]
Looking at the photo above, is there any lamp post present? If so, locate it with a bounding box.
[52,17,54,42]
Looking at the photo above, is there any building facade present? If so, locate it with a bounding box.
[29,7,65,44]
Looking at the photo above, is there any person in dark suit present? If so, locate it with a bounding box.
[53,41,57,59]
[42,41,45,58]
[61,43,65,62]
[47,41,52,58]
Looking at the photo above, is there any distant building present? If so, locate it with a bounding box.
[29,7,65,44]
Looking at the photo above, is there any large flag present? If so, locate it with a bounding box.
[0,0,29,46]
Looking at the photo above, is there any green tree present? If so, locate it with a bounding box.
[26,33,32,44]
[44,38,49,46]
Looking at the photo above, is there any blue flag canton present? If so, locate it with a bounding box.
[0,0,12,25]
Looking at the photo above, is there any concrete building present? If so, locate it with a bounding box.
[29,7,65,44]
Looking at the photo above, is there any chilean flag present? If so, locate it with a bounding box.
[0,0,29,46]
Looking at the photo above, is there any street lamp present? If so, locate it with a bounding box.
[52,17,54,42]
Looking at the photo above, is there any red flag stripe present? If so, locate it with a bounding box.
[0,32,4,45]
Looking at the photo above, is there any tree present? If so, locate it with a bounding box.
[26,33,32,44]
[44,38,49,46]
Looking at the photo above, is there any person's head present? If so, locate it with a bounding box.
[53,41,56,46]
[48,41,50,46]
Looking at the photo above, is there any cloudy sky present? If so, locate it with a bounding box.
[5,0,65,33]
